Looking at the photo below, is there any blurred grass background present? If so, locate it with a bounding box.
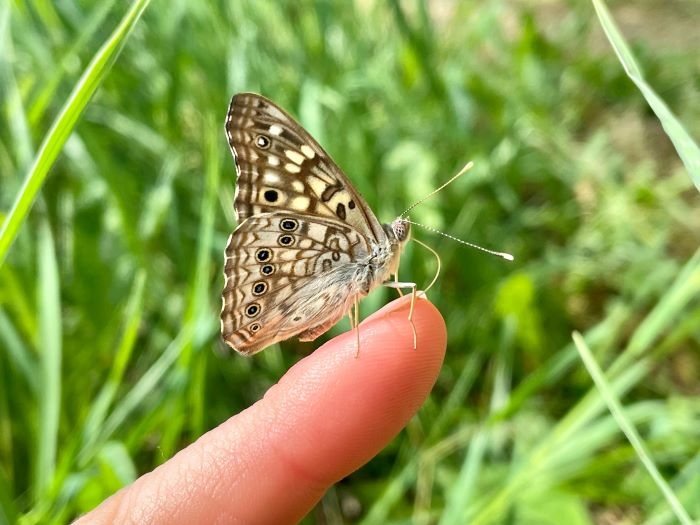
[1,0,699,523]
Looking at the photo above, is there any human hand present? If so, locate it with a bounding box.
[75,295,446,524]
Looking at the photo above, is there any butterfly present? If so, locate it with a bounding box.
[220,93,417,355]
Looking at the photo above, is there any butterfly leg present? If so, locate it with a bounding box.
[393,273,404,297]
[393,252,404,297]
[384,281,417,349]
[348,304,356,330]
[347,298,361,357]
[353,296,361,358]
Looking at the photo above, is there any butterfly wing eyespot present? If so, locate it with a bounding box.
[280,218,299,231]
[278,234,295,246]
[245,303,261,317]
[255,135,271,149]
[255,248,272,262]
[252,282,268,296]
[263,189,279,202]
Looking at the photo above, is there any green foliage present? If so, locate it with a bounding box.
[1,0,699,523]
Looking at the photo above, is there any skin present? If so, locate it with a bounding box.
[75,295,446,524]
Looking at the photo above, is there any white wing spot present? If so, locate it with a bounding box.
[289,195,311,209]
[268,155,280,166]
[298,238,313,249]
[269,124,283,136]
[263,170,282,184]
[291,179,305,192]
[307,176,327,196]
[292,259,308,275]
[300,145,315,159]
[285,150,305,165]
[285,163,302,174]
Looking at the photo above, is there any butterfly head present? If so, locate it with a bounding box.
[390,217,411,243]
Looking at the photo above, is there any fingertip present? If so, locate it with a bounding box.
[77,296,447,525]
[267,293,447,476]
[319,293,446,368]
[364,293,447,352]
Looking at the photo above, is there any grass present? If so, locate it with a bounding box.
[573,332,692,525]
[1,0,699,523]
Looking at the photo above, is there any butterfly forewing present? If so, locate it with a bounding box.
[225,93,385,240]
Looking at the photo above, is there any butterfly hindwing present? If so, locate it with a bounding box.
[220,212,371,355]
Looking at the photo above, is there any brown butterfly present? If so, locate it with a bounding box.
[220,93,415,355]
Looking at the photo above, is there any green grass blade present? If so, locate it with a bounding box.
[0,0,152,267]
[99,324,193,445]
[34,220,62,501]
[78,269,147,465]
[467,357,651,525]
[27,0,120,127]
[440,425,490,525]
[427,352,484,442]
[0,426,18,524]
[613,247,700,374]
[0,5,32,173]
[645,452,700,525]
[572,332,693,525]
[0,308,38,393]
[361,463,418,525]
[441,320,517,524]
[154,114,222,455]
[185,113,221,439]
[591,0,700,191]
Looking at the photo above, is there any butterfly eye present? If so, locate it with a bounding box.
[392,219,410,241]
[278,234,295,246]
[255,135,271,149]
[280,218,299,231]
[252,281,268,296]
[245,303,261,317]
[260,264,275,275]
[255,248,272,262]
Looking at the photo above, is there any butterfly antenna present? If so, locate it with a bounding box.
[407,220,515,261]
[400,161,474,218]
[411,238,441,292]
